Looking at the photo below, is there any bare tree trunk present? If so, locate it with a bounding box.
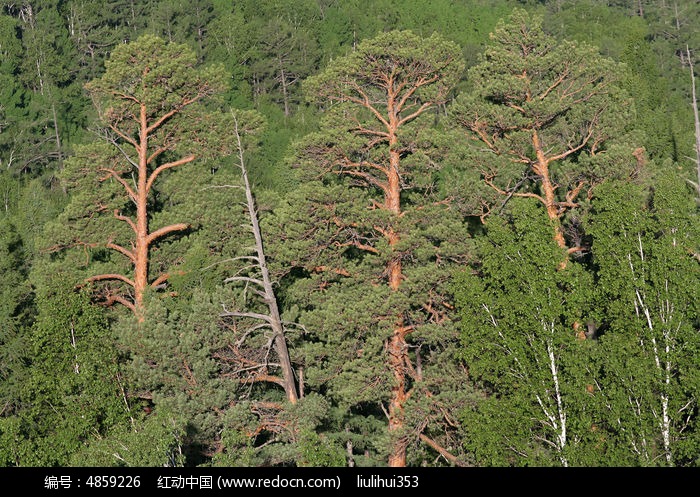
[51,102,63,170]
[687,46,700,198]
[279,63,290,117]
[229,114,298,404]
[532,131,567,249]
[386,128,410,468]
[134,104,150,319]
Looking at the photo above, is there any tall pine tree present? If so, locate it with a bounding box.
[41,35,233,321]
[267,30,473,467]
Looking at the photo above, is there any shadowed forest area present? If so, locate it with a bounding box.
[0,0,699,468]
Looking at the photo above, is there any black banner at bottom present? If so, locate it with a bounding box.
[0,466,692,494]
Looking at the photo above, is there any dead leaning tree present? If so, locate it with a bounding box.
[686,46,700,200]
[220,113,299,405]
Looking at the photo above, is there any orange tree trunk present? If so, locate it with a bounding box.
[386,141,409,467]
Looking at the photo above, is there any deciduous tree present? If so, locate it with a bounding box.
[454,200,597,466]
[0,287,128,466]
[584,176,700,465]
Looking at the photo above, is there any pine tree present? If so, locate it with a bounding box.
[41,35,233,321]
[450,8,640,265]
[246,17,320,116]
[219,111,299,405]
[267,30,472,467]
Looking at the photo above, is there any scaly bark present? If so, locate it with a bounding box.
[80,36,225,321]
[385,104,410,467]
[304,30,464,466]
[89,99,193,321]
[532,130,567,250]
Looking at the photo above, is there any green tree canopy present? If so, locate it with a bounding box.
[41,34,234,320]
[454,199,597,466]
[584,176,700,465]
[450,8,640,262]
[267,29,473,467]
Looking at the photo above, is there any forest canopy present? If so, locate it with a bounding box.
[0,0,699,468]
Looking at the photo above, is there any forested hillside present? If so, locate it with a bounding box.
[1,0,699,468]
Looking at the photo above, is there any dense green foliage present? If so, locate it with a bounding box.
[1,0,699,468]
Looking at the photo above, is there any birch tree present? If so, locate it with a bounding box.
[585,177,700,466]
[454,200,596,466]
